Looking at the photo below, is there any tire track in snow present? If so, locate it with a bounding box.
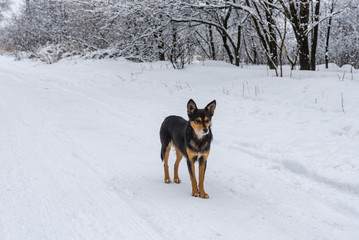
[0,73,163,240]
[222,139,359,196]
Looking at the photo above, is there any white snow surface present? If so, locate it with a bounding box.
[0,56,358,240]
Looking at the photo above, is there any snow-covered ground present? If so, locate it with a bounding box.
[0,55,358,240]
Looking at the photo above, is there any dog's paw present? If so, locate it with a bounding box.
[192,189,199,197]
[173,178,181,184]
[200,192,209,199]
[164,178,172,184]
[192,192,199,197]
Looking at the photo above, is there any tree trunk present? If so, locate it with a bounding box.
[252,36,257,64]
[325,0,335,69]
[220,6,234,64]
[221,31,234,64]
[208,25,216,60]
[266,0,278,68]
[310,0,320,70]
[234,25,241,66]
[157,30,165,61]
[280,0,311,70]
[170,24,178,68]
[298,37,311,70]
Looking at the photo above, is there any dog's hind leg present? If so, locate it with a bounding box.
[173,146,183,183]
[162,143,172,183]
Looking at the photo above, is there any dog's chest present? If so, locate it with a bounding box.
[186,145,209,163]
[195,152,208,161]
[188,139,209,153]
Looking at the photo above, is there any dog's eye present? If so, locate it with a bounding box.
[195,119,201,123]
[205,120,210,124]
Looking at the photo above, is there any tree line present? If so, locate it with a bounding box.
[0,0,358,72]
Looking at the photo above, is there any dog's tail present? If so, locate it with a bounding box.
[160,137,171,162]
[159,120,171,162]
[160,148,165,161]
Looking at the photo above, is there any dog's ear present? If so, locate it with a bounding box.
[205,100,216,115]
[187,99,197,115]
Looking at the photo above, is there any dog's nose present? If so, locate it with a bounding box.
[203,128,208,133]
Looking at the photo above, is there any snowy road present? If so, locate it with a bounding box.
[0,56,359,239]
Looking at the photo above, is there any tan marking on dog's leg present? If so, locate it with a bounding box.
[186,149,199,196]
[199,150,210,198]
[173,146,183,183]
[198,164,209,198]
[189,161,199,196]
[163,143,172,183]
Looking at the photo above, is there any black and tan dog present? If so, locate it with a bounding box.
[160,99,216,198]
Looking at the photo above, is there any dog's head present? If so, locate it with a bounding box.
[187,99,216,138]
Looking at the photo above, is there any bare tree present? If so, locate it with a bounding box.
[172,1,248,66]
[279,0,311,70]
[245,0,278,70]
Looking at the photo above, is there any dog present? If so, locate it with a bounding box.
[160,99,216,198]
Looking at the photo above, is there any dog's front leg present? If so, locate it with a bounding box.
[186,159,199,197]
[198,161,209,198]
[198,151,210,199]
